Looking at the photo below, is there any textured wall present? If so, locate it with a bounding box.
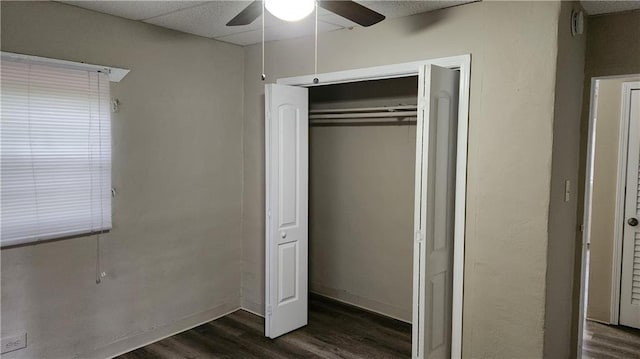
[241,2,561,357]
[0,2,244,358]
[544,2,586,358]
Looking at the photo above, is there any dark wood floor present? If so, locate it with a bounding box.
[583,320,640,359]
[117,294,412,358]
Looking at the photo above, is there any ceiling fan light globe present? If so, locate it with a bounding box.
[265,0,315,22]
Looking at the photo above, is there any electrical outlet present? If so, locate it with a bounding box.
[1,333,27,354]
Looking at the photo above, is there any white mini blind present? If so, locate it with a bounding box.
[1,59,112,246]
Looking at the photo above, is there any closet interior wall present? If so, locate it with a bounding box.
[308,76,418,322]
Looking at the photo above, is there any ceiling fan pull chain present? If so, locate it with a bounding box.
[261,0,266,81]
[313,1,319,84]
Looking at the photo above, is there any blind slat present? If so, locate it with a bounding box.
[1,60,112,246]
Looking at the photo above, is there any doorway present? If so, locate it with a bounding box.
[579,75,640,358]
[264,55,471,359]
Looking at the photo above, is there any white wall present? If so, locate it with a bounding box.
[241,2,562,357]
[0,2,244,358]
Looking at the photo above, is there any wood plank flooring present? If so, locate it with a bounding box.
[583,320,640,359]
[117,294,412,358]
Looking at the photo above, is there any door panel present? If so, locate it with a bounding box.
[413,64,459,359]
[265,84,309,339]
[621,86,640,329]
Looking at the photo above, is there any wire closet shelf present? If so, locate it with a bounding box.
[309,105,417,125]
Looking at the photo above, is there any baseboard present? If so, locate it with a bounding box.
[241,298,265,317]
[74,301,240,359]
[240,289,411,323]
[310,283,412,324]
[585,317,612,325]
[241,306,265,318]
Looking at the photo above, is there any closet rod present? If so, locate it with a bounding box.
[309,111,417,120]
[310,117,417,125]
[309,105,417,114]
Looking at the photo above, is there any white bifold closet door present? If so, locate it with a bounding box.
[413,64,459,359]
[264,84,309,338]
[620,85,640,330]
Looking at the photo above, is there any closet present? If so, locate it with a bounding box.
[265,61,463,358]
[307,76,419,323]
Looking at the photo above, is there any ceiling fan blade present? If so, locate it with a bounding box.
[318,1,385,27]
[227,0,262,26]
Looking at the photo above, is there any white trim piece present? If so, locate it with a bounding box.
[1,51,130,82]
[276,54,471,359]
[413,64,428,359]
[452,54,470,359]
[577,77,600,359]
[278,55,470,87]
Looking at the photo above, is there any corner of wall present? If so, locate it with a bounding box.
[543,1,587,358]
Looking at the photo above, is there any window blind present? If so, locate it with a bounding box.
[1,59,112,246]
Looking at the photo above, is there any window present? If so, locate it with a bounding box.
[1,56,112,246]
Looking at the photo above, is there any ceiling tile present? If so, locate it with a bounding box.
[144,1,315,39]
[580,0,640,15]
[320,1,475,30]
[356,0,474,18]
[61,1,207,21]
[215,17,341,46]
[58,0,480,46]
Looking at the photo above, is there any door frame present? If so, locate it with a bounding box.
[611,81,640,324]
[277,54,471,359]
[577,74,640,358]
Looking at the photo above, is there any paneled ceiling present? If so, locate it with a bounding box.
[60,1,476,46]
[59,1,640,46]
[580,0,640,16]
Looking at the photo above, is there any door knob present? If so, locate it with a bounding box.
[628,218,639,226]
[281,232,287,239]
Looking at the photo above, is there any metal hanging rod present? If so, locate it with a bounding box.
[310,117,416,125]
[309,105,417,114]
[310,111,417,120]
[311,116,418,124]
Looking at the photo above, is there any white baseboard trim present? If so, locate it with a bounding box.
[240,306,265,318]
[74,301,240,359]
[310,283,412,324]
[240,298,265,317]
[585,317,611,325]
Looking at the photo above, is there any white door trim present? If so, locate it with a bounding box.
[277,54,471,359]
[577,74,640,358]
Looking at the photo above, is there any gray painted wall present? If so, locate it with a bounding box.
[241,2,562,357]
[308,78,417,322]
[544,2,586,358]
[0,2,244,358]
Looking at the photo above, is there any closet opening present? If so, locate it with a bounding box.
[307,76,419,356]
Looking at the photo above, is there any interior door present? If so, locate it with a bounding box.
[413,64,459,359]
[265,83,309,338]
[620,84,640,329]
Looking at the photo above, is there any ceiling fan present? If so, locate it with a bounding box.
[226,0,386,27]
